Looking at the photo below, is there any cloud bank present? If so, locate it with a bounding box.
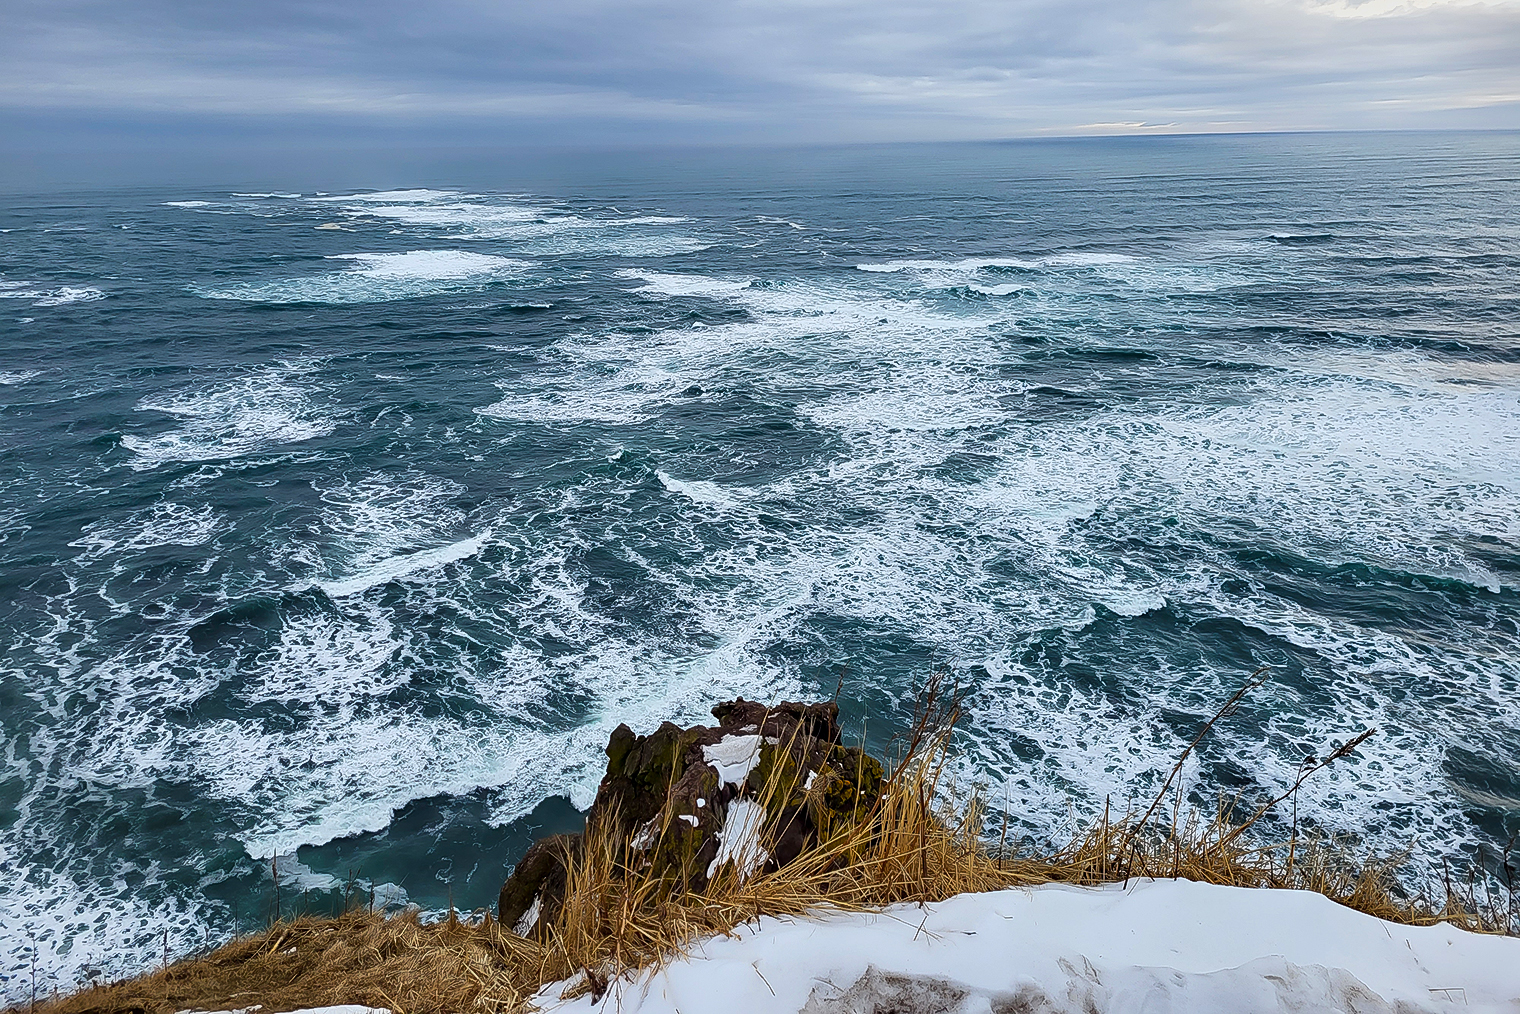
[3,0,1518,143]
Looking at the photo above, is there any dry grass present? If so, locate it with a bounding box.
[14,680,1517,1014]
[10,909,550,1014]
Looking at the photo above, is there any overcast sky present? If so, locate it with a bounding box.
[3,0,1518,147]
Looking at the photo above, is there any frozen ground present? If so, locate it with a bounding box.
[533,879,1520,1013]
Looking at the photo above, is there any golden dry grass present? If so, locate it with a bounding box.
[8,909,549,1014]
[13,683,1516,1014]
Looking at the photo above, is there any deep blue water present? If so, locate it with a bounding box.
[2,133,1519,997]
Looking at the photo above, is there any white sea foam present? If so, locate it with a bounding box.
[72,502,224,560]
[146,560,808,860]
[310,189,461,203]
[311,191,707,255]
[0,284,106,306]
[473,270,1003,429]
[168,188,706,256]
[317,532,490,598]
[121,364,337,468]
[856,257,1020,272]
[10,201,1520,1002]
[657,470,742,509]
[1044,251,1139,266]
[309,470,473,581]
[195,250,533,304]
[855,252,1136,273]
[619,269,753,297]
[465,257,1520,877]
[806,361,1520,853]
[33,287,106,306]
[269,854,342,893]
[0,859,208,1006]
[351,201,544,228]
[0,369,41,384]
[476,374,673,425]
[328,250,524,277]
[856,249,1256,297]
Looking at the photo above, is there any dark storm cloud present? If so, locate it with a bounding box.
[3,0,1518,139]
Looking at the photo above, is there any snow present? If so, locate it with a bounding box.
[532,879,1520,1013]
[701,734,775,788]
[514,893,542,937]
[181,1007,387,1014]
[630,817,660,851]
[706,798,769,881]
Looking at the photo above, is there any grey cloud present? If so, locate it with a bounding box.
[2,0,1517,140]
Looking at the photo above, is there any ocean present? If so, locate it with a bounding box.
[2,132,1518,998]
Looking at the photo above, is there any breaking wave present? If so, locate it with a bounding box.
[0,281,106,306]
[120,363,337,468]
[195,250,534,304]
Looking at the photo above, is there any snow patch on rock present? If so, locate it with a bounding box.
[706,799,768,881]
[630,818,660,851]
[701,734,776,788]
[513,893,542,937]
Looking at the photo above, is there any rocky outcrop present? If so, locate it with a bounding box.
[496,834,575,937]
[499,698,883,937]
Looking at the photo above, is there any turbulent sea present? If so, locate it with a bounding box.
[2,133,1518,997]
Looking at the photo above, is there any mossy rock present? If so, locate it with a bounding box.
[751,741,807,815]
[644,761,723,887]
[809,744,884,841]
[592,720,712,841]
[501,698,888,911]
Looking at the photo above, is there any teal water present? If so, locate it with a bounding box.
[2,133,1518,997]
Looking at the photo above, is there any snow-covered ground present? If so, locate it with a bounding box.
[533,879,1520,1013]
[184,1007,388,1014]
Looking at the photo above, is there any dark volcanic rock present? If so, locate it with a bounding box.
[497,834,574,937]
[498,698,885,936]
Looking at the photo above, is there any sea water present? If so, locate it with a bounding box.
[2,133,1517,998]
